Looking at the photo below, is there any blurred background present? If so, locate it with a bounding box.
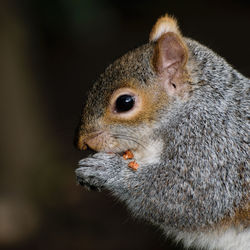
[0,0,249,250]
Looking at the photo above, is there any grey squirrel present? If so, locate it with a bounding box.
[75,14,250,250]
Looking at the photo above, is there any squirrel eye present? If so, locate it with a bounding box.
[115,94,135,112]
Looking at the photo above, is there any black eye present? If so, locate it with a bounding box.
[115,95,135,112]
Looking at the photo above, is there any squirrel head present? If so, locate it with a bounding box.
[76,14,250,239]
[77,14,192,162]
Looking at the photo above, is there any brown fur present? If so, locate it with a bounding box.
[149,14,180,42]
[217,202,250,231]
[102,80,168,126]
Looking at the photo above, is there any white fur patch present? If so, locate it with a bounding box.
[134,139,163,165]
[150,14,180,42]
[176,227,250,250]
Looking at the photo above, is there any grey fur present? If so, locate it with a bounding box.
[76,38,250,248]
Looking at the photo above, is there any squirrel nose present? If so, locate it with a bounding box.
[77,131,104,151]
[77,134,88,150]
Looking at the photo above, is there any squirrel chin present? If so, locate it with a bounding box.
[102,138,163,166]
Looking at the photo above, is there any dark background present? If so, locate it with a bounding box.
[0,1,249,250]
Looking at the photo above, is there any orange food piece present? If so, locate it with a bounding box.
[123,150,134,160]
[128,161,139,170]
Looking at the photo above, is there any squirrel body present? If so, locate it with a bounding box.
[76,14,250,250]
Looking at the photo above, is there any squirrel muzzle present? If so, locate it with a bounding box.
[77,131,118,152]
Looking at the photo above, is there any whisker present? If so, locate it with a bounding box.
[111,133,146,149]
[112,132,147,144]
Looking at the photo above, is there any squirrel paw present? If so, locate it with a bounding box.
[76,152,129,191]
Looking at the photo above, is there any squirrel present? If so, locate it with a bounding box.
[75,14,250,250]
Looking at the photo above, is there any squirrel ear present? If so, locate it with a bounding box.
[150,14,189,95]
[152,32,188,74]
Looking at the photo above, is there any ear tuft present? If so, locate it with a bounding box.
[150,14,180,42]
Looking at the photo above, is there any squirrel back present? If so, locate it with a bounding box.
[76,14,250,250]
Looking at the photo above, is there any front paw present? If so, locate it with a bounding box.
[75,153,125,191]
